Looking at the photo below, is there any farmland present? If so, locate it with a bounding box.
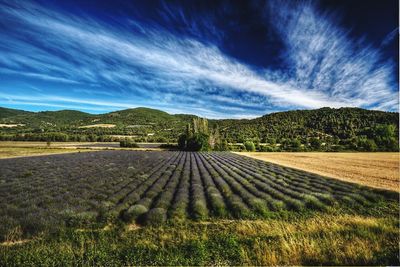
[0,150,398,265]
[0,141,166,158]
[238,152,399,191]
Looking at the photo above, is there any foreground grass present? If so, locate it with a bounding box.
[1,206,398,266]
[238,152,400,191]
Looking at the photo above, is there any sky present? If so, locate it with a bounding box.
[0,0,398,119]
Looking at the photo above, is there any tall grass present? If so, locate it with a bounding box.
[1,213,398,266]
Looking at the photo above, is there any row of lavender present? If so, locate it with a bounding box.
[113,152,389,225]
[0,151,393,241]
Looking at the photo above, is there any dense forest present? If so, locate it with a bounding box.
[0,106,398,151]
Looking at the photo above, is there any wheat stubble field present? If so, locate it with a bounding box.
[0,150,398,265]
[238,152,399,191]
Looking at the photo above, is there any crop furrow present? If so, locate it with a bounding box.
[196,152,251,218]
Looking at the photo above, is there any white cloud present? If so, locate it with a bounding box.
[0,0,397,117]
[267,0,398,111]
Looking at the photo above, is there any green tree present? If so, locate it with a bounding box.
[187,133,210,151]
[244,141,256,152]
[309,137,321,150]
[178,134,187,150]
[266,137,276,145]
[364,139,377,152]
[215,139,229,151]
[290,139,302,152]
[120,139,139,148]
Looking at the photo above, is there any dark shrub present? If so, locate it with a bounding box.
[144,208,167,226]
[244,141,255,152]
[122,204,148,222]
[186,133,210,151]
[120,139,139,148]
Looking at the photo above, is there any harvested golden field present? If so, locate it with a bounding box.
[0,142,165,158]
[0,147,93,159]
[237,152,399,192]
[0,141,97,147]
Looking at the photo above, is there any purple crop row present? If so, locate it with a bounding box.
[0,150,390,240]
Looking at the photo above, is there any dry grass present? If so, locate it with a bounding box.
[1,213,397,265]
[227,215,396,265]
[117,213,397,265]
[0,142,167,158]
[0,147,94,159]
[0,141,97,147]
[237,152,399,191]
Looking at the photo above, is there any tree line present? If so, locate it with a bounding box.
[0,107,398,152]
[178,118,229,151]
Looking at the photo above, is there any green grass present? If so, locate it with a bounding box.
[1,204,398,266]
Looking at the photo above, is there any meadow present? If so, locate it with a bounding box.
[0,150,398,265]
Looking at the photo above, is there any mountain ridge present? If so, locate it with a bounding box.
[1,106,398,122]
[0,106,398,151]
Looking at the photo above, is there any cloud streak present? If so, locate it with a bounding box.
[267,0,398,110]
[0,0,397,118]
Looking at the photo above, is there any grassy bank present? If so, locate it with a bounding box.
[1,205,398,266]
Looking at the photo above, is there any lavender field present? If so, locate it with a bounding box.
[0,150,395,242]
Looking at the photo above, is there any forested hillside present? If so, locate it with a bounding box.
[217,107,399,151]
[0,107,32,119]
[0,106,398,151]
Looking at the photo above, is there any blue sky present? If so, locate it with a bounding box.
[0,0,398,118]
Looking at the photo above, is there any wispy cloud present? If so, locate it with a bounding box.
[266,0,398,110]
[0,0,397,118]
[381,27,399,46]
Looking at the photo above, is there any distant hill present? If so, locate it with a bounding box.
[0,107,194,128]
[0,106,398,151]
[0,107,197,141]
[0,109,92,128]
[0,107,32,120]
[96,107,196,125]
[217,107,399,141]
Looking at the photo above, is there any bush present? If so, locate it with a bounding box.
[160,144,178,149]
[259,145,274,152]
[290,139,302,151]
[178,134,187,150]
[244,141,256,152]
[249,198,269,216]
[144,208,167,226]
[122,204,149,222]
[186,133,210,151]
[357,138,377,151]
[120,139,139,148]
[193,200,208,220]
[364,139,377,152]
[311,193,336,205]
[303,195,327,211]
[309,137,321,150]
[269,200,286,211]
[208,192,227,217]
[62,210,98,227]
